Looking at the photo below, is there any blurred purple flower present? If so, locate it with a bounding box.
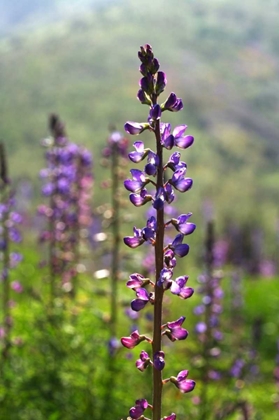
[11,281,23,293]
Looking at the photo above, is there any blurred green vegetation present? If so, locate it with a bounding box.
[0,244,278,419]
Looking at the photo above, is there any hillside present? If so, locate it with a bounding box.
[0,0,278,246]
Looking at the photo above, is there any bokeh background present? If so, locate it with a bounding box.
[0,1,279,419]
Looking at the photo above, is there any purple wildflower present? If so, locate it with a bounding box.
[170,276,194,299]
[169,168,193,193]
[163,316,189,341]
[170,370,196,393]
[131,288,152,312]
[129,399,149,419]
[170,213,196,235]
[124,121,150,135]
[154,350,165,370]
[124,169,149,193]
[129,142,148,163]
[130,188,152,207]
[169,234,189,258]
[162,92,183,112]
[136,350,151,371]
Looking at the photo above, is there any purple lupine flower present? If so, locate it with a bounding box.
[129,142,148,163]
[124,169,150,193]
[9,252,23,268]
[136,350,151,371]
[165,152,187,171]
[157,267,173,287]
[169,168,193,193]
[195,322,207,334]
[125,307,140,321]
[39,114,93,297]
[121,330,147,349]
[140,73,154,95]
[41,182,54,196]
[108,337,120,356]
[160,123,194,150]
[163,316,188,341]
[129,399,149,419]
[137,88,152,105]
[148,104,162,124]
[130,188,152,207]
[163,415,176,420]
[10,212,23,224]
[160,123,174,149]
[155,71,167,95]
[124,227,146,248]
[172,125,194,149]
[124,216,157,248]
[169,234,189,258]
[153,187,165,211]
[154,350,165,370]
[9,228,22,243]
[145,151,159,176]
[170,276,194,299]
[127,273,149,289]
[170,370,196,393]
[230,358,245,378]
[131,288,152,312]
[121,44,195,419]
[170,213,196,235]
[164,249,177,268]
[162,183,174,205]
[162,92,183,112]
[124,121,150,135]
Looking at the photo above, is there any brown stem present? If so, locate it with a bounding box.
[200,221,215,420]
[152,119,164,420]
[110,143,120,339]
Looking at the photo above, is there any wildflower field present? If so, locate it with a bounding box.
[0,1,279,419]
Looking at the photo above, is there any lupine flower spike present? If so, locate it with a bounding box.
[121,44,195,420]
[0,143,22,360]
[39,114,93,300]
[100,128,129,352]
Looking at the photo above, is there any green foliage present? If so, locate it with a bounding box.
[0,244,278,418]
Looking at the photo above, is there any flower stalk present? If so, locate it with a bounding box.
[121,44,196,420]
[0,142,22,361]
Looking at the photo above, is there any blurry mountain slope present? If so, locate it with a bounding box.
[0,0,278,241]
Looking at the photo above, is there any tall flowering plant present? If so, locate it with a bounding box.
[38,114,93,299]
[100,128,129,347]
[121,45,196,420]
[193,221,224,418]
[0,143,22,360]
